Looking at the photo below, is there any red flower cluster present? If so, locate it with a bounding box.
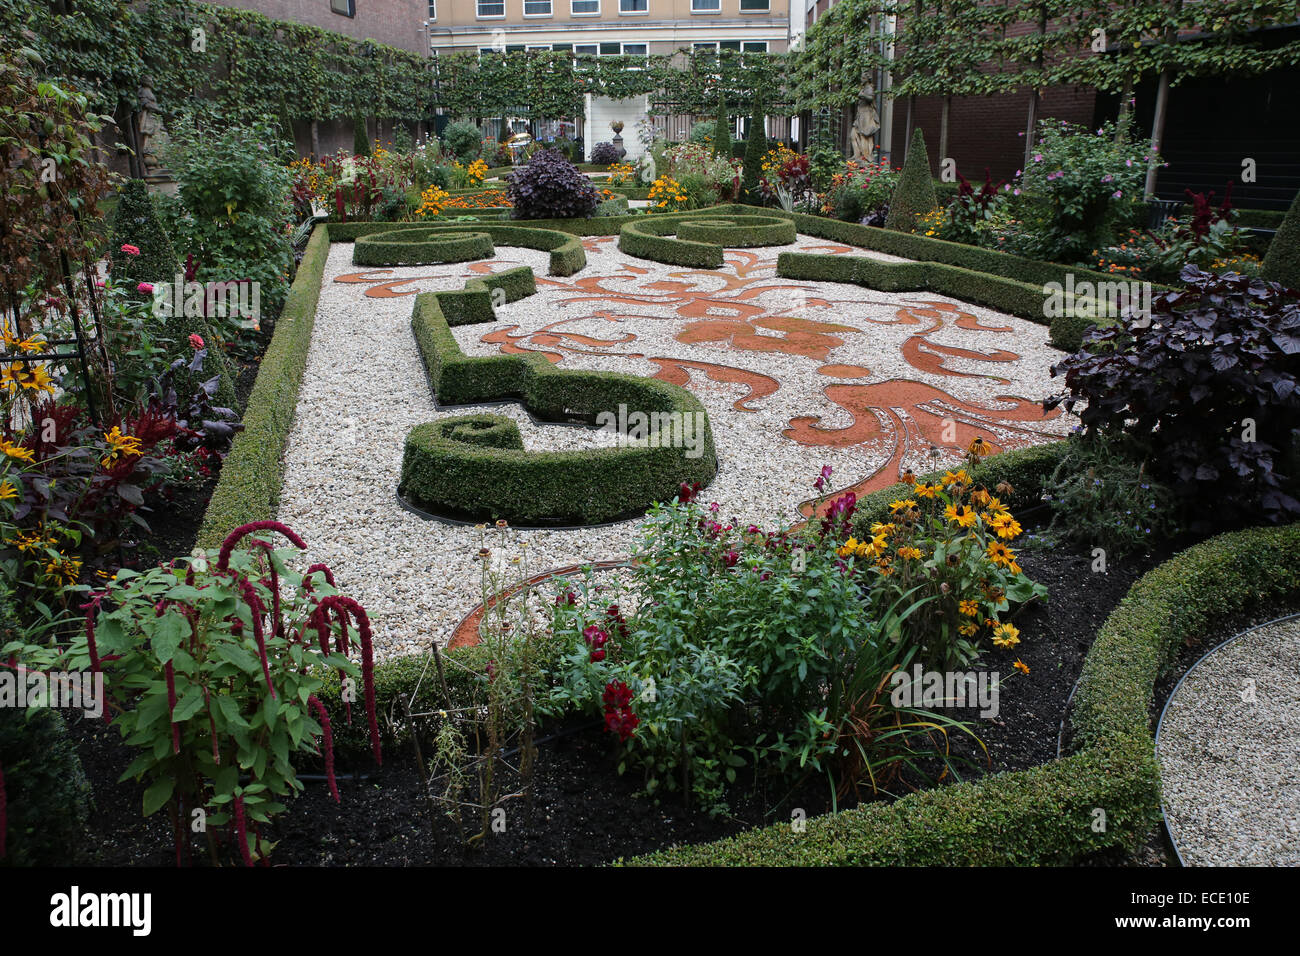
[605,603,629,640]
[678,481,702,504]
[602,680,639,742]
[554,590,577,607]
[820,491,858,539]
[583,624,608,662]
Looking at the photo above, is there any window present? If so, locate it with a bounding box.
[476,0,504,17]
[427,1,436,19]
[330,0,355,16]
[740,0,769,9]
[691,0,720,11]
[574,43,599,55]
[527,44,553,50]
[599,41,621,55]
[571,0,599,12]
[524,0,552,15]
[621,43,648,55]
[619,0,648,12]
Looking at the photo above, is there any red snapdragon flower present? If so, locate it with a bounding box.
[678,481,702,504]
[189,334,205,350]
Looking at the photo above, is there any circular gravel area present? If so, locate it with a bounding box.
[1157,615,1300,865]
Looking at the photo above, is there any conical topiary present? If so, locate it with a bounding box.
[742,101,766,203]
[712,90,732,160]
[1262,189,1300,291]
[109,178,179,296]
[884,127,939,233]
[353,115,371,157]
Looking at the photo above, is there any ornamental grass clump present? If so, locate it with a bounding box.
[2,520,381,866]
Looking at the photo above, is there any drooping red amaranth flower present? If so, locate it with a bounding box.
[308,695,340,803]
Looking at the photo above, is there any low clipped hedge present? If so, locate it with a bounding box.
[620,212,797,267]
[403,283,717,525]
[0,707,91,866]
[619,215,726,267]
[329,221,586,276]
[777,251,1053,326]
[632,522,1300,865]
[676,215,796,248]
[353,228,494,266]
[196,224,331,548]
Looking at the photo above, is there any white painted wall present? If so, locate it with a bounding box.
[584,94,649,162]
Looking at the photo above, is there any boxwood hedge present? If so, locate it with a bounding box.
[402,283,717,525]
[353,228,495,266]
[329,221,587,276]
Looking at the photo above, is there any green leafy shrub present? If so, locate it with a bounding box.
[540,487,975,812]
[442,121,482,162]
[741,105,766,202]
[160,116,294,318]
[1043,433,1180,556]
[1262,188,1300,290]
[822,157,898,223]
[1013,118,1150,264]
[884,128,939,233]
[712,92,732,159]
[5,520,381,866]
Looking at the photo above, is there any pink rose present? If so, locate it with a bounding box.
[136,282,154,294]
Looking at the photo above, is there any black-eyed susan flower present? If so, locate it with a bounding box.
[100,426,143,469]
[1,361,55,395]
[888,498,917,514]
[986,540,1017,568]
[1013,659,1030,675]
[897,545,922,560]
[958,598,979,616]
[945,503,978,528]
[992,622,1021,649]
[0,479,15,502]
[967,436,993,458]
[1,439,34,463]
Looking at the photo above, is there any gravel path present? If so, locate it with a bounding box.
[277,235,1071,658]
[1157,616,1300,866]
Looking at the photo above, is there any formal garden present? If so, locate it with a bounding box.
[2,0,1300,870]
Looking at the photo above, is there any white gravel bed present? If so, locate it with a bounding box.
[277,234,1071,659]
[1157,616,1300,866]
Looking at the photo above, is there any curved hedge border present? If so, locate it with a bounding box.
[196,224,331,548]
[677,215,796,248]
[353,228,494,266]
[329,221,587,276]
[619,215,727,267]
[630,522,1300,865]
[402,279,718,525]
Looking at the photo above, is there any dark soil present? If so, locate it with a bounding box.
[66,517,1210,867]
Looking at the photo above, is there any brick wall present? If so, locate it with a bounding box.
[206,0,429,54]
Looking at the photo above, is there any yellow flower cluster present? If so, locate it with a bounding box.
[416,184,451,218]
[466,158,489,185]
[648,175,688,211]
[100,426,143,469]
[607,162,636,186]
[759,143,798,177]
[916,207,946,238]
[838,444,1031,650]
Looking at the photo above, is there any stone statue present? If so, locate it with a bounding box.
[849,79,881,161]
[136,77,165,177]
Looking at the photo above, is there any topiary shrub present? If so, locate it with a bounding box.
[1262,189,1300,290]
[742,104,766,203]
[0,706,91,866]
[506,149,599,220]
[884,128,938,234]
[442,121,482,162]
[712,91,732,159]
[353,115,371,157]
[109,178,179,296]
[590,142,621,165]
